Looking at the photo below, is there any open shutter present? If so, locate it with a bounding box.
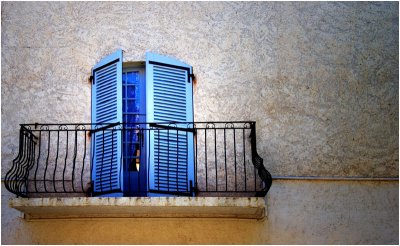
[146,52,194,196]
[91,49,123,195]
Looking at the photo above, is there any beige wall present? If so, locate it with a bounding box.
[2,180,398,244]
[2,2,398,177]
[1,1,398,244]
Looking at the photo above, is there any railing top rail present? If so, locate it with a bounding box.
[21,121,256,126]
[19,122,257,131]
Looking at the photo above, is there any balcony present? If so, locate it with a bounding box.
[5,122,271,219]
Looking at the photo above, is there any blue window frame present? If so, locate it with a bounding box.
[91,50,194,197]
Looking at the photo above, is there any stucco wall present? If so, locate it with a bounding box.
[2,180,398,244]
[1,1,398,244]
[2,1,398,178]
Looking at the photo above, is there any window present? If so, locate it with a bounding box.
[91,50,194,197]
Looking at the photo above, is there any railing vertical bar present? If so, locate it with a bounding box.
[14,132,23,194]
[53,131,60,193]
[204,128,208,192]
[157,128,160,191]
[176,129,179,192]
[250,124,257,192]
[233,129,237,192]
[16,131,28,194]
[21,136,31,193]
[90,131,96,195]
[100,129,105,192]
[132,128,135,194]
[137,127,141,194]
[22,132,31,193]
[62,130,69,193]
[194,126,198,193]
[243,128,246,191]
[252,123,257,192]
[134,128,140,194]
[142,128,145,193]
[253,128,256,191]
[147,128,151,193]
[167,129,170,192]
[186,129,189,193]
[110,129,114,191]
[43,130,51,193]
[25,133,32,193]
[33,131,42,192]
[214,128,217,191]
[224,128,227,192]
[81,130,87,193]
[21,133,30,195]
[71,130,78,193]
[128,127,132,193]
[22,134,29,194]
[126,127,131,194]
[26,133,36,194]
[119,127,124,194]
[31,134,37,191]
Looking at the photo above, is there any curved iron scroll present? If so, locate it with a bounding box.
[4,126,37,197]
[250,123,272,196]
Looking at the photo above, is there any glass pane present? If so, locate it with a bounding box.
[126,100,139,113]
[122,85,126,98]
[127,85,136,98]
[127,72,138,84]
[135,85,140,99]
[127,129,139,142]
[122,73,126,84]
[127,143,134,156]
[125,130,131,141]
[124,115,131,127]
[126,114,137,123]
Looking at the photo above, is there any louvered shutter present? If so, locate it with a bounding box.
[146,52,194,196]
[91,49,123,194]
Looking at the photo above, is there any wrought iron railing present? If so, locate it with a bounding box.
[5,122,272,198]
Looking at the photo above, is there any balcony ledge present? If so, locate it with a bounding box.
[9,197,266,220]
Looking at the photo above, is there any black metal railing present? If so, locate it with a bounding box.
[5,122,272,198]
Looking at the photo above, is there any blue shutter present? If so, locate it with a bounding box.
[146,52,194,196]
[91,49,123,195]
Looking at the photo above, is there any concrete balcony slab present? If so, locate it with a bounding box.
[9,197,266,220]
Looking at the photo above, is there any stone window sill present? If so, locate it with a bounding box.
[9,197,266,221]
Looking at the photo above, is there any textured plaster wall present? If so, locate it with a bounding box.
[2,180,398,244]
[2,1,398,178]
[1,1,399,244]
